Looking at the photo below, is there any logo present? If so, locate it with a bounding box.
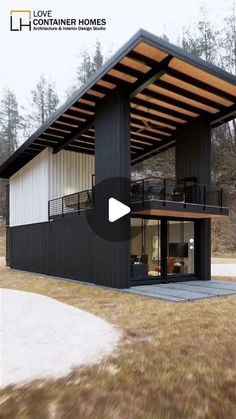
[9,9,107,33]
[10,10,32,31]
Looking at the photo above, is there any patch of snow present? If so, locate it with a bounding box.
[211,263,236,276]
[0,289,120,388]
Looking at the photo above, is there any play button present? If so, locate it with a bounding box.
[108,198,130,222]
[86,176,140,242]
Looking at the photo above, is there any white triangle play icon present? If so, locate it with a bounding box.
[108,197,131,222]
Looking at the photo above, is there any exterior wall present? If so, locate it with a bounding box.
[9,148,94,227]
[9,90,131,287]
[49,150,94,200]
[175,117,211,280]
[94,91,130,288]
[10,222,50,274]
[175,118,211,185]
[10,216,96,282]
[10,148,50,227]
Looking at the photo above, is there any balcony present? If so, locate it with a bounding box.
[130,177,229,219]
[48,177,229,220]
[49,188,94,219]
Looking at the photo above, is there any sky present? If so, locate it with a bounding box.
[0,0,234,110]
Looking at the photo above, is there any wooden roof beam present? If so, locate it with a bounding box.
[127,50,233,109]
[53,116,95,154]
[130,116,174,135]
[132,97,189,123]
[131,130,171,142]
[140,88,205,116]
[127,50,161,67]
[153,79,222,111]
[130,107,177,129]
[166,67,236,103]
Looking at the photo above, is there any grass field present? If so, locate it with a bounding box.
[1,256,236,419]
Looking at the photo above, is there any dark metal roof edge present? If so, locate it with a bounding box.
[1,28,236,178]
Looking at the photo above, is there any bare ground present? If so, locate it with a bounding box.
[0,258,236,419]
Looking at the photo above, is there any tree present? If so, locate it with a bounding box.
[132,148,175,179]
[77,40,104,87]
[181,5,220,63]
[0,88,21,161]
[220,4,236,140]
[220,3,236,75]
[77,51,94,86]
[0,89,22,217]
[161,34,170,42]
[29,75,59,128]
[92,40,104,73]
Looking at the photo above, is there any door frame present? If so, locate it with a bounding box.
[130,214,199,283]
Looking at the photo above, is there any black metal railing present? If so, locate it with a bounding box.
[49,188,94,219]
[130,177,229,209]
[48,177,229,219]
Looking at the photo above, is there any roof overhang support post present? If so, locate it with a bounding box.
[175,119,212,280]
[94,90,130,288]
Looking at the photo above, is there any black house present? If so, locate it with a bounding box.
[1,30,235,288]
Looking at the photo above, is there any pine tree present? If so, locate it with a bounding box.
[0,89,21,161]
[29,75,59,128]
[77,51,94,86]
[92,40,103,73]
[221,3,236,75]
[181,5,220,64]
[220,3,236,146]
[76,40,104,87]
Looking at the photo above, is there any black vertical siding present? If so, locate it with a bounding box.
[49,215,96,282]
[94,91,131,288]
[10,222,50,274]
[175,118,211,185]
[95,91,130,183]
[5,184,10,267]
[195,219,211,280]
[176,118,211,279]
[9,216,96,282]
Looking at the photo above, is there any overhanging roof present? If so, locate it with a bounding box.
[1,28,236,178]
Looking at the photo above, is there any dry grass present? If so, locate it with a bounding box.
[212,258,236,263]
[212,276,236,282]
[0,259,236,419]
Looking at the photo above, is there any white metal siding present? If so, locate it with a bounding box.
[9,148,95,226]
[9,148,50,227]
[49,150,94,200]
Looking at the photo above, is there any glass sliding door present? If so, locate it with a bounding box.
[130,218,161,280]
[145,219,161,277]
[130,218,196,282]
[167,221,195,276]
